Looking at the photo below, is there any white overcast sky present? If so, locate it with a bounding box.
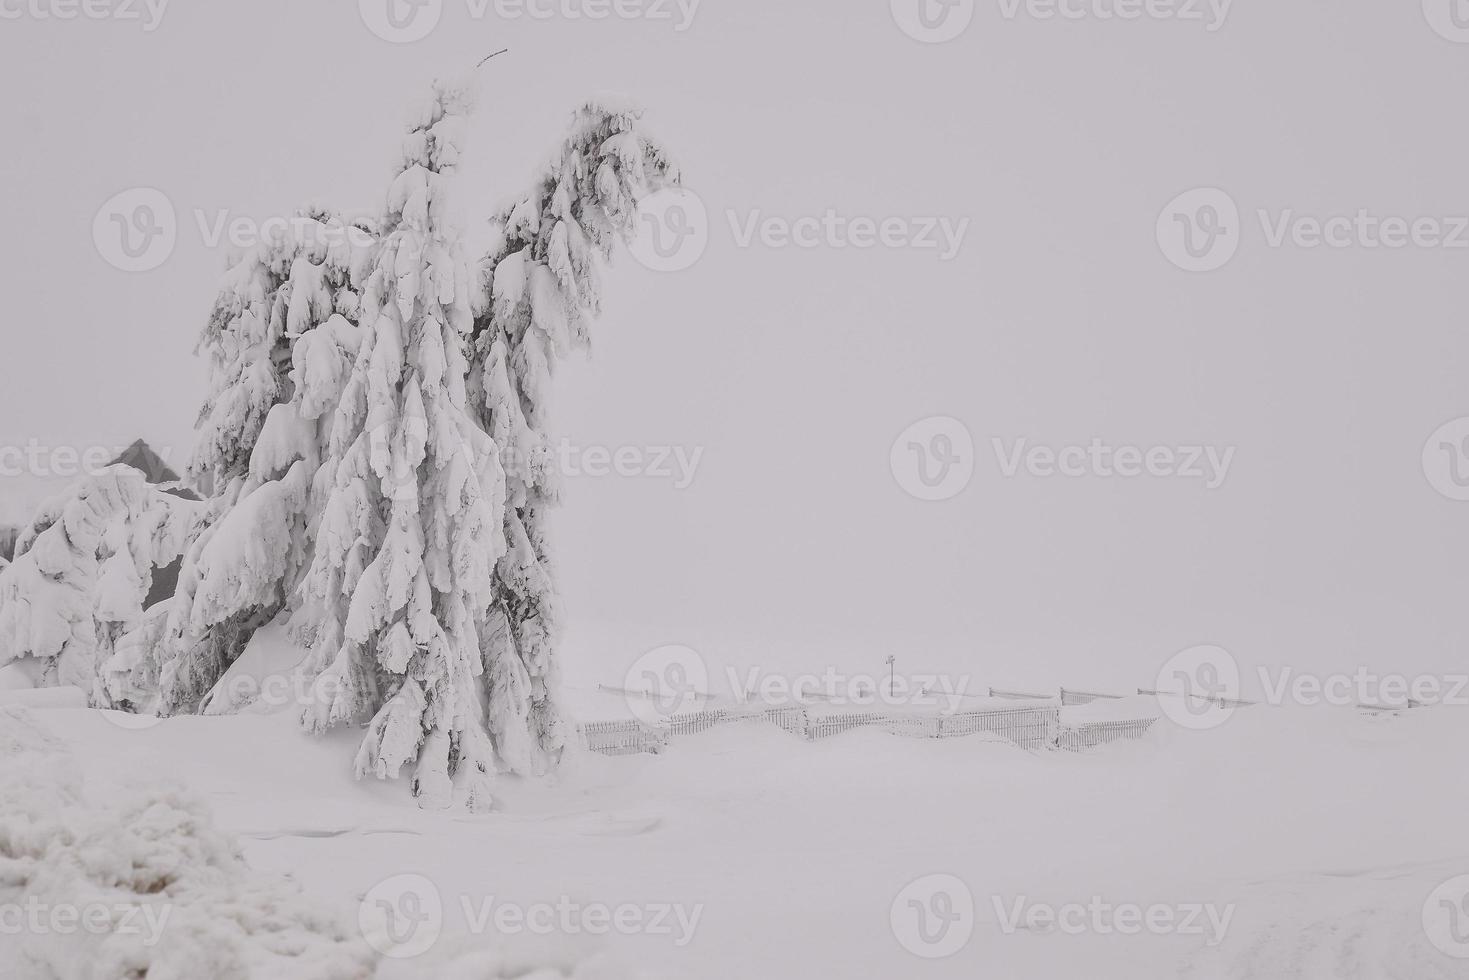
[3,0,1469,695]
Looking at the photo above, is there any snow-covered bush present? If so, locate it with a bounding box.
[0,467,201,707]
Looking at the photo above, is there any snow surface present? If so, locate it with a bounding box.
[9,632,1469,978]
[0,704,641,979]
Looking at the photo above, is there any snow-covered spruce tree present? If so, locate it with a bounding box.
[0,466,200,705]
[293,75,506,809]
[469,97,678,772]
[160,209,377,714]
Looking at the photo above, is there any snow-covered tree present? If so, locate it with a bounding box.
[0,466,200,705]
[469,97,679,773]
[293,75,507,810]
[160,209,377,714]
[147,81,682,808]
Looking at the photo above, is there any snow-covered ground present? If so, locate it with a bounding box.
[6,677,1469,979]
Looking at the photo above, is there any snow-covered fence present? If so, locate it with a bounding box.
[1136,687,1259,710]
[934,705,1060,748]
[1055,717,1158,751]
[1060,687,1125,707]
[577,685,1434,759]
[578,702,1064,754]
[579,707,804,755]
[989,687,1053,701]
[579,719,669,756]
[761,703,812,737]
[802,705,1062,748]
[664,707,743,738]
